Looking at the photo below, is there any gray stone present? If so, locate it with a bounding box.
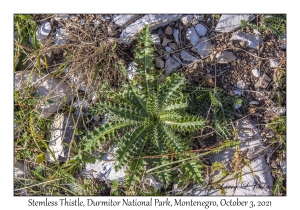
[269,58,279,68]
[173,55,182,64]
[281,161,286,175]
[81,146,126,183]
[255,73,271,89]
[168,42,178,50]
[162,38,172,47]
[195,37,212,58]
[164,25,173,35]
[65,70,88,92]
[73,99,88,117]
[237,80,248,90]
[180,50,198,65]
[55,28,68,45]
[188,119,273,196]
[93,115,101,122]
[15,71,73,118]
[216,51,236,64]
[234,103,242,109]
[173,28,179,43]
[180,15,193,25]
[101,114,109,124]
[36,22,51,41]
[47,113,76,162]
[127,62,137,80]
[230,31,262,49]
[14,161,28,177]
[144,175,164,191]
[215,14,255,32]
[233,89,242,96]
[195,24,207,37]
[250,101,260,105]
[155,57,165,69]
[119,14,181,44]
[14,70,42,91]
[164,46,172,60]
[165,57,181,76]
[150,34,160,45]
[267,106,286,115]
[113,14,139,27]
[186,27,199,46]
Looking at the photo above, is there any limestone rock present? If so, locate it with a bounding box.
[165,57,181,76]
[113,14,139,27]
[195,37,212,58]
[195,24,207,37]
[187,119,273,196]
[180,50,198,65]
[186,27,199,46]
[119,14,181,44]
[216,51,236,64]
[173,28,179,43]
[255,73,271,89]
[47,113,76,162]
[215,14,255,32]
[231,31,262,49]
[81,146,126,183]
[180,15,193,25]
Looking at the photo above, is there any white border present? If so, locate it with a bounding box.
[3,0,297,209]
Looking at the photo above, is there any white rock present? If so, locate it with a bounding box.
[180,15,193,25]
[173,28,179,43]
[36,22,51,41]
[103,15,111,20]
[54,14,69,21]
[144,175,164,190]
[119,14,181,44]
[230,31,262,49]
[250,101,260,105]
[195,37,212,58]
[215,14,255,32]
[14,70,42,91]
[14,161,28,177]
[47,113,75,162]
[164,46,172,60]
[194,14,202,21]
[195,24,207,37]
[55,28,68,45]
[14,71,73,118]
[269,58,279,68]
[127,62,137,80]
[113,14,139,27]
[165,57,181,76]
[188,119,273,196]
[233,89,242,96]
[81,146,126,183]
[251,68,259,77]
[66,71,88,92]
[281,161,286,175]
[186,27,199,46]
[180,50,198,65]
[216,51,236,64]
[73,99,88,110]
[237,80,248,90]
[150,34,160,45]
[255,73,271,89]
[101,113,109,124]
[267,106,286,115]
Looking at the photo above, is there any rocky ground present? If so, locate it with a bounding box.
[14,14,286,196]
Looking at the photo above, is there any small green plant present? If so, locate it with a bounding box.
[187,87,241,140]
[77,25,207,192]
[241,14,286,37]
